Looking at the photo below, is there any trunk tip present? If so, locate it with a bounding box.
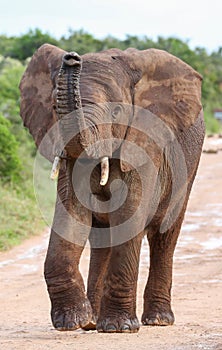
[63,52,81,67]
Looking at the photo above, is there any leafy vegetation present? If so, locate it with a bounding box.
[0,53,44,250]
[0,28,221,250]
[0,184,45,250]
[0,115,21,182]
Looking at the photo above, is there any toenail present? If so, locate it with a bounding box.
[55,322,62,329]
[106,324,117,332]
[147,318,159,325]
[67,322,75,329]
[121,324,131,331]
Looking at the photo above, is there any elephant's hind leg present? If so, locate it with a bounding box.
[97,234,143,333]
[83,217,112,330]
[142,218,184,326]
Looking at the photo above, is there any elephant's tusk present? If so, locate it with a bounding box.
[50,156,61,180]
[100,156,109,186]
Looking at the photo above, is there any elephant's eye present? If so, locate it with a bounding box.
[112,106,122,120]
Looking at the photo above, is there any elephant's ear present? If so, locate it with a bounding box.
[120,48,203,172]
[19,44,66,161]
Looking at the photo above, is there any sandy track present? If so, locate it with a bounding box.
[1,138,222,350]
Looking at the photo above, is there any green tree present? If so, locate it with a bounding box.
[0,35,16,57]
[0,56,26,137]
[8,29,59,61]
[0,115,21,183]
[59,29,103,54]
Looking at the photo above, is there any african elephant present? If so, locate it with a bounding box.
[19,44,205,333]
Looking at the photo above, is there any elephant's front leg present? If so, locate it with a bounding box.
[97,233,143,333]
[44,163,92,331]
[44,231,92,331]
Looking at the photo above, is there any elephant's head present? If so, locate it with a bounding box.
[19,44,202,185]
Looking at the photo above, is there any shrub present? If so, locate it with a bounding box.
[0,114,21,183]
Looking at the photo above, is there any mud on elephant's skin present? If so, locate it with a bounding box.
[19,44,205,333]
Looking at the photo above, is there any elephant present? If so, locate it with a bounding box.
[19,44,205,333]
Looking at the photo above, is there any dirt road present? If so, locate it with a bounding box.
[1,138,222,350]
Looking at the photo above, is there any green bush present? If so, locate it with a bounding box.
[0,114,21,183]
[0,182,45,250]
[204,110,221,134]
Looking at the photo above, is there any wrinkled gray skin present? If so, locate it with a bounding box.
[19,44,205,333]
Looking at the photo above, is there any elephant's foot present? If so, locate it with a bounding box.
[82,291,103,330]
[81,314,97,331]
[142,304,175,326]
[97,314,140,333]
[51,297,92,331]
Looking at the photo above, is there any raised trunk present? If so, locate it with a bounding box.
[53,52,110,185]
[56,52,89,157]
[56,52,82,117]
